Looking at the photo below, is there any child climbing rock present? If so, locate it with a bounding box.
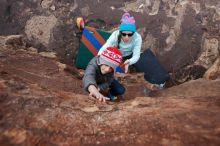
[82,46,125,102]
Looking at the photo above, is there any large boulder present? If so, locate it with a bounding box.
[0,35,220,145]
[0,0,220,81]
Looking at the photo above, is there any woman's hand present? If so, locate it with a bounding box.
[124,59,130,73]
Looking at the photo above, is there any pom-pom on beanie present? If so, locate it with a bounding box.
[119,12,136,32]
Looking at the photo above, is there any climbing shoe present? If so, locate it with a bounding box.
[107,93,117,101]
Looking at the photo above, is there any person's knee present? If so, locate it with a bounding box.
[118,86,126,95]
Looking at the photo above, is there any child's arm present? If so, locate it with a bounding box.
[88,85,110,102]
[82,59,98,91]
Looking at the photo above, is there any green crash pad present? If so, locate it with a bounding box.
[75,26,111,69]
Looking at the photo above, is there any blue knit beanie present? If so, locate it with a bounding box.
[119,12,136,32]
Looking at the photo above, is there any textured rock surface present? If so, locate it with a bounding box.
[1,0,220,144]
[25,15,57,46]
[0,0,219,75]
[203,57,220,80]
[0,35,220,146]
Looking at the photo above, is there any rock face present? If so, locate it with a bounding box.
[203,57,220,80]
[25,15,57,46]
[0,0,219,80]
[0,0,220,144]
[1,35,220,146]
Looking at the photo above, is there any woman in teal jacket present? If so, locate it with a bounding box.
[98,12,142,73]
